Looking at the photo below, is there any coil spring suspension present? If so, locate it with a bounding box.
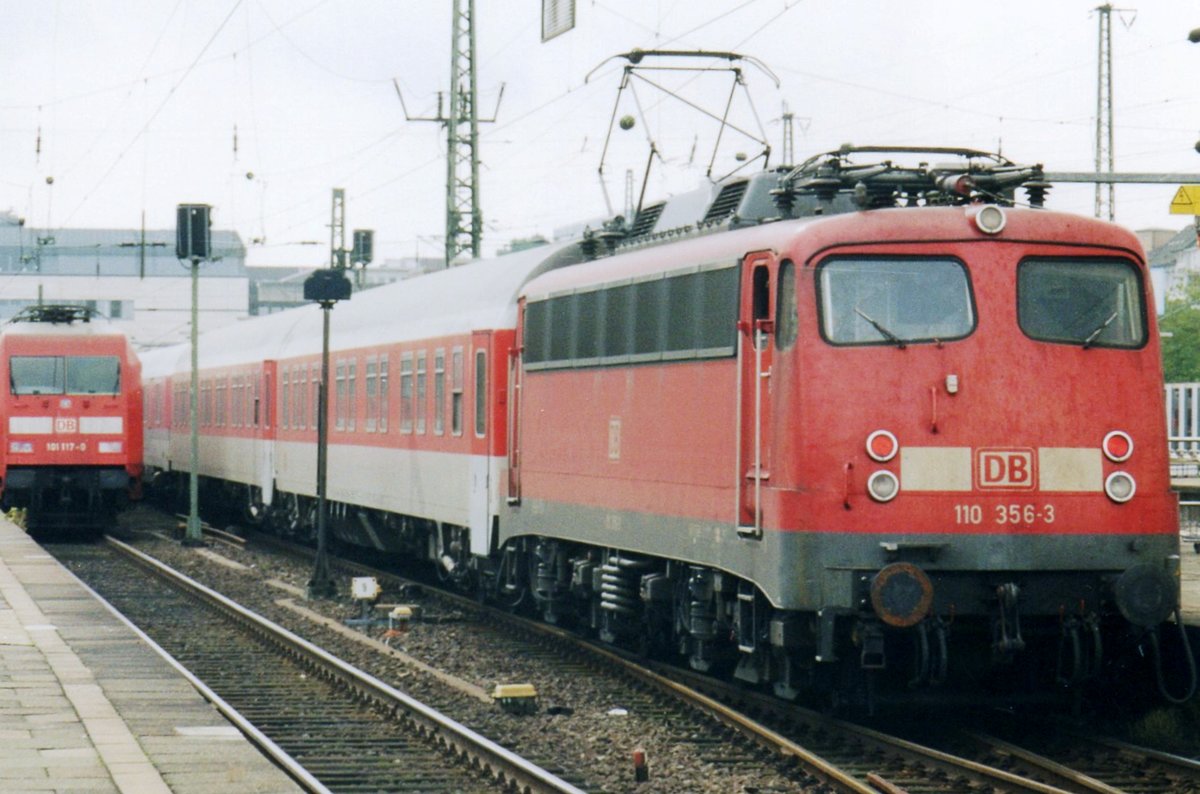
[598,553,651,643]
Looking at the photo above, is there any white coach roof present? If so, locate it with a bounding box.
[145,240,583,373]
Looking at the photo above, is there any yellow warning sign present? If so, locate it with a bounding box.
[1170,185,1200,215]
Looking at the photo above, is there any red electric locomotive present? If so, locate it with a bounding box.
[0,305,143,534]
[500,147,1190,707]
[145,147,1193,708]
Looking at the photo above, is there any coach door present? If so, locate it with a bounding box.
[737,251,777,537]
[256,361,276,507]
[468,332,492,556]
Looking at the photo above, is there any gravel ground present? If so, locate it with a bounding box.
[96,506,823,794]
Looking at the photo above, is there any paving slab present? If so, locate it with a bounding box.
[0,516,302,793]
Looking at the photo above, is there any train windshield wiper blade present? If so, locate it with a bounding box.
[1082,310,1119,349]
[854,307,907,349]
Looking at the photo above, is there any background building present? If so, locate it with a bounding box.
[0,211,248,349]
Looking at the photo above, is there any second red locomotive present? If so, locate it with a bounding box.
[0,304,143,534]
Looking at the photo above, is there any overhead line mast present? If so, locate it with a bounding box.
[1093,4,1134,222]
[394,0,502,267]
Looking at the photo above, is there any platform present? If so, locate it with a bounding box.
[0,516,300,793]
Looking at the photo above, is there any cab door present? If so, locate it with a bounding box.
[737,251,778,536]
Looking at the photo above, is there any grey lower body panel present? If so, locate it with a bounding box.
[501,498,1180,614]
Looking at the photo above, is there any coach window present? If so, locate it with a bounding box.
[235,375,243,427]
[365,358,378,432]
[335,361,346,431]
[348,360,358,431]
[474,350,487,437]
[281,370,291,429]
[818,257,974,346]
[379,356,389,432]
[434,349,446,435]
[400,354,414,433]
[451,347,464,436]
[217,379,226,427]
[310,364,319,429]
[292,366,303,428]
[1017,258,1145,349]
[294,369,304,431]
[416,352,427,434]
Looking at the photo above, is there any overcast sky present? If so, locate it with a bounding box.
[3,1,1200,267]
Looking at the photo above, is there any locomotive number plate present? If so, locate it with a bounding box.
[46,442,86,453]
[954,503,1056,525]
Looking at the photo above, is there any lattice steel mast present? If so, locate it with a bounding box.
[1095,4,1116,220]
[446,0,481,263]
[394,0,501,266]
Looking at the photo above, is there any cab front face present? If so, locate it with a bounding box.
[7,349,129,467]
[1,337,138,524]
[766,213,1174,619]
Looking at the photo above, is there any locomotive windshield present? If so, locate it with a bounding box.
[818,257,974,346]
[1017,258,1145,349]
[10,355,120,395]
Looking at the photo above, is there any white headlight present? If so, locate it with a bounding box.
[867,470,900,503]
[98,441,123,454]
[974,205,1007,234]
[1105,471,1136,503]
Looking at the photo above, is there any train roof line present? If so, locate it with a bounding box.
[575,145,1054,261]
[7,304,106,326]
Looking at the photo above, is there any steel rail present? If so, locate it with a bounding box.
[267,536,1060,794]
[964,732,1125,794]
[71,541,331,794]
[251,533,878,792]
[1090,735,1200,777]
[105,536,585,794]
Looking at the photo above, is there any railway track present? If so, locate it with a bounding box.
[900,715,1200,793]
[54,537,589,794]
[102,513,1200,793]
[244,529,1192,793]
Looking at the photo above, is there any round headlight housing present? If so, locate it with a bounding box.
[1105,471,1136,503]
[866,430,899,462]
[1103,430,1133,463]
[973,204,1007,234]
[867,470,900,503]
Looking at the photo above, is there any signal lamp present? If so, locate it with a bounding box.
[865,430,899,462]
[1102,430,1133,462]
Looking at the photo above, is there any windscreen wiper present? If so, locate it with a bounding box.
[1082,311,1119,349]
[855,307,907,349]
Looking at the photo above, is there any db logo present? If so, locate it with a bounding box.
[54,417,78,434]
[976,449,1036,490]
